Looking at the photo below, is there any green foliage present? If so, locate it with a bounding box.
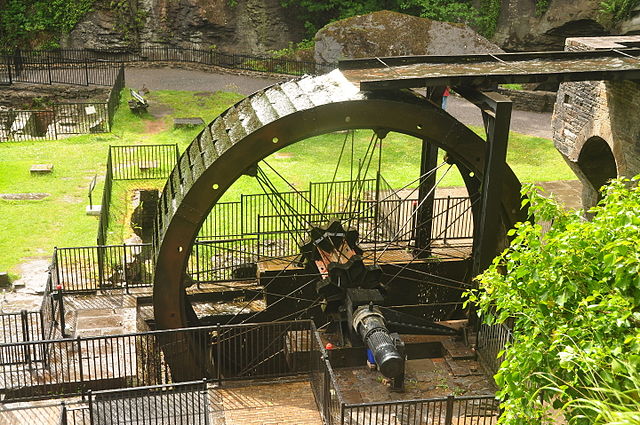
[501,84,525,90]
[599,0,640,22]
[0,0,94,48]
[466,176,640,424]
[109,0,146,46]
[268,40,315,59]
[280,0,501,38]
[535,0,552,17]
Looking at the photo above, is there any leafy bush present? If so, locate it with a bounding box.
[467,176,640,424]
[280,0,502,38]
[599,0,640,22]
[0,0,94,48]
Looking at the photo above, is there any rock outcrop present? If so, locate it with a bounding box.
[314,10,502,64]
[492,0,607,51]
[62,0,304,54]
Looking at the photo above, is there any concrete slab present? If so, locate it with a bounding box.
[30,164,53,175]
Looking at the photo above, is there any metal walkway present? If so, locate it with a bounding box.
[340,48,640,90]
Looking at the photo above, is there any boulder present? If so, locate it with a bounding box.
[314,10,502,64]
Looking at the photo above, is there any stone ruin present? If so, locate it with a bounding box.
[553,35,640,210]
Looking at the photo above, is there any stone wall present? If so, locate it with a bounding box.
[552,36,640,210]
[496,88,556,113]
[0,84,110,109]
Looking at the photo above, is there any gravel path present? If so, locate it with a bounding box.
[126,67,281,96]
[126,67,553,139]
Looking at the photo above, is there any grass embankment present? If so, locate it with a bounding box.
[0,88,574,277]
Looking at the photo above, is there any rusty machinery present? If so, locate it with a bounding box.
[150,69,525,383]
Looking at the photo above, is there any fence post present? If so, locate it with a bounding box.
[59,401,67,425]
[47,54,52,84]
[20,309,32,366]
[84,59,89,85]
[87,389,94,424]
[444,195,451,244]
[57,284,67,338]
[323,358,330,423]
[444,395,455,425]
[77,337,85,394]
[216,323,222,386]
[122,244,129,293]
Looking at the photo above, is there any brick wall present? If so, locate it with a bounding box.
[552,36,640,209]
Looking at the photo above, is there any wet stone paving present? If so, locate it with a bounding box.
[335,357,496,404]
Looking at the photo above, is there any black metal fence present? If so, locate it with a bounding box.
[1,48,334,83]
[0,320,312,401]
[96,153,113,247]
[88,380,210,425]
[477,322,513,376]
[96,144,178,246]
[5,50,122,86]
[55,244,154,293]
[109,144,179,180]
[0,65,124,142]
[0,256,60,364]
[191,178,474,283]
[309,324,345,425]
[341,395,500,425]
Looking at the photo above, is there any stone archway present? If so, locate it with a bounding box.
[577,136,617,209]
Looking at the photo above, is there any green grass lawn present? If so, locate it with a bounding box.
[0,87,575,277]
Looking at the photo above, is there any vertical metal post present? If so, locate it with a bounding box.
[21,310,32,366]
[57,286,67,338]
[473,98,512,275]
[85,60,89,85]
[443,196,451,244]
[444,395,455,425]
[87,390,94,423]
[415,139,438,257]
[323,357,330,423]
[216,323,222,386]
[47,54,52,84]
[60,401,67,425]
[454,88,513,277]
[77,337,84,393]
[122,243,129,293]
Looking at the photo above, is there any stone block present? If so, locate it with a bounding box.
[86,204,102,216]
[30,164,53,175]
[174,117,204,128]
[0,272,10,287]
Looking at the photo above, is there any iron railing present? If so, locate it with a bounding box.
[109,144,179,180]
[341,395,500,425]
[87,380,210,425]
[0,255,60,363]
[8,51,122,86]
[96,144,178,246]
[309,323,345,425]
[96,152,113,246]
[0,64,124,142]
[0,320,312,400]
[477,322,513,376]
[1,47,335,82]
[54,244,154,293]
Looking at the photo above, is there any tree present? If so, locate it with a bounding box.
[466,176,640,424]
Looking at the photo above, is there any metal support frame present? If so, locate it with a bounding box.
[455,88,513,275]
[415,139,438,257]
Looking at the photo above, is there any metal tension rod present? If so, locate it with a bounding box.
[454,88,513,276]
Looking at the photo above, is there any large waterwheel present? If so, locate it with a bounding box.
[151,69,523,380]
